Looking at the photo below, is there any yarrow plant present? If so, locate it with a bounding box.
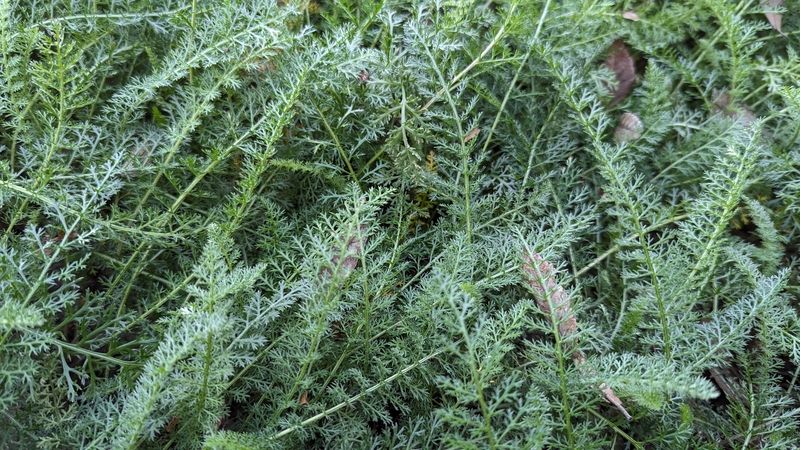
[1,0,799,448]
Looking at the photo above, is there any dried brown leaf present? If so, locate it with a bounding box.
[522,250,633,421]
[522,252,578,336]
[763,0,784,33]
[604,40,637,105]
[463,127,481,143]
[600,383,633,421]
[614,112,644,143]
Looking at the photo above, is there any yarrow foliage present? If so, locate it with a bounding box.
[1,0,799,448]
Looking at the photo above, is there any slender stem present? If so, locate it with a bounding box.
[52,339,137,366]
[479,0,551,160]
[37,6,190,27]
[587,408,644,450]
[270,343,453,440]
[740,384,756,450]
[420,3,517,112]
[312,101,360,186]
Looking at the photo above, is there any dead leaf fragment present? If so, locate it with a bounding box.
[522,251,632,421]
[522,252,578,337]
[165,416,180,433]
[426,150,437,172]
[604,40,637,105]
[762,0,784,33]
[622,11,640,21]
[320,226,367,280]
[601,383,633,421]
[463,127,480,144]
[614,112,644,143]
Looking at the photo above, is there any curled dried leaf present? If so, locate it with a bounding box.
[614,112,644,143]
[604,40,637,105]
[600,383,633,421]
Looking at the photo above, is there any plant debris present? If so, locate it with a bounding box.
[463,127,480,144]
[622,11,640,21]
[604,40,637,105]
[523,251,632,421]
[763,0,784,33]
[614,112,644,143]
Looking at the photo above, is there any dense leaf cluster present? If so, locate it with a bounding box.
[1,0,799,448]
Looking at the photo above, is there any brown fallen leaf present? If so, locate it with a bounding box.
[522,252,578,337]
[614,112,644,143]
[165,416,180,433]
[622,11,640,21]
[600,383,633,420]
[604,40,637,105]
[522,251,632,421]
[463,127,481,144]
[762,0,784,33]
